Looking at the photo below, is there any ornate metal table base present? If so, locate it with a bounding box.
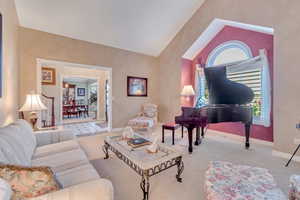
[102,141,184,200]
[140,174,150,200]
[176,158,184,182]
[102,143,109,159]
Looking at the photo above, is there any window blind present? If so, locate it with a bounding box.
[227,69,262,102]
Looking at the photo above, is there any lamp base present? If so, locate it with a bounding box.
[29,112,38,130]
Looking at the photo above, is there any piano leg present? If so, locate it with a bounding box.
[187,127,194,153]
[195,126,202,146]
[245,123,251,149]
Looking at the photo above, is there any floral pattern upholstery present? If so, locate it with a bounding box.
[0,165,60,200]
[289,175,300,200]
[128,103,158,131]
[205,161,286,200]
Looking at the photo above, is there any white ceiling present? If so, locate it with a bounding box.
[14,0,206,56]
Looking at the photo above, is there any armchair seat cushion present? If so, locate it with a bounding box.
[33,140,80,159]
[128,116,155,129]
[32,149,89,173]
[55,164,100,188]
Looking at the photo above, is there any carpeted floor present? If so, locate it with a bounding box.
[78,127,299,200]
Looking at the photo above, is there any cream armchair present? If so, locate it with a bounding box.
[128,103,158,132]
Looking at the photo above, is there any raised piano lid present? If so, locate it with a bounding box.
[204,66,254,105]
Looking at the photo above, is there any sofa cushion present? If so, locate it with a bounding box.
[0,137,22,165]
[0,120,36,166]
[0,125,30,165]
[13,120,36,148]
[35,127,75,147]
[55,164,100,188]
[27,179,114,200]
[0,150,9,165]
[33,140,80,159]
[32,149,89,173]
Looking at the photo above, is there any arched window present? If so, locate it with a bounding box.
[195,41,269,126]
[207,41,252,66]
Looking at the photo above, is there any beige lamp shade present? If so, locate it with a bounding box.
[19,93,47,112]
[181,85,195,96]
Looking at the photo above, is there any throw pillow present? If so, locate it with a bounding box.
[0,178,12,200]
[0,165,60,200]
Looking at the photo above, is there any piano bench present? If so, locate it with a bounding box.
[205,161,285,200]
[162,122,183,145]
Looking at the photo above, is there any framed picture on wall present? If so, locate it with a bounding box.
[77,88,85,96]
[42,67,56,85]
[0,13,2,98]
[127,76,148,97]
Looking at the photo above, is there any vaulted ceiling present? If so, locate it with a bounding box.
[14,0,206,56]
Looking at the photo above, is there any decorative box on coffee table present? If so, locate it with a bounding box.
[102,133,184,200]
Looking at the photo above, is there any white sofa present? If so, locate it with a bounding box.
[0,120,113,200]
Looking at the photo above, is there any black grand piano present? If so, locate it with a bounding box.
[175,66,254,153]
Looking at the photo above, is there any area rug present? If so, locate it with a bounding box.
[78,128,299,200]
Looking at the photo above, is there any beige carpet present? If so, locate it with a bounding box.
[78,127,299,200]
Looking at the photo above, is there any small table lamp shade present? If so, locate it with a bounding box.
[19,93,47,130]
[181,85,195,96]
[19,94,47,112]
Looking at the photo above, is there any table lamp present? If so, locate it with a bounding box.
[181,85,195,101]
[19,92,47,129]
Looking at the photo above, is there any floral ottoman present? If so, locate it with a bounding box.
[289,175,300,200]
[205,161,286,200]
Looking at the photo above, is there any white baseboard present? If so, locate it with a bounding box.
[207,129,274,146]
[272,150,300,162]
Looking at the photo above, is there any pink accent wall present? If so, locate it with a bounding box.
[181,59,194,107]
[181,26,274,142]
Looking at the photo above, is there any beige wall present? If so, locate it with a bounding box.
[158,0,300,154]
[0,0,19,126]
[19,27,159,128]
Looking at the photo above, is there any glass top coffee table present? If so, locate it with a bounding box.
[102,133,184,200]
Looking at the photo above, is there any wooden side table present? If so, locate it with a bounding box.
[162,122,183,145]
